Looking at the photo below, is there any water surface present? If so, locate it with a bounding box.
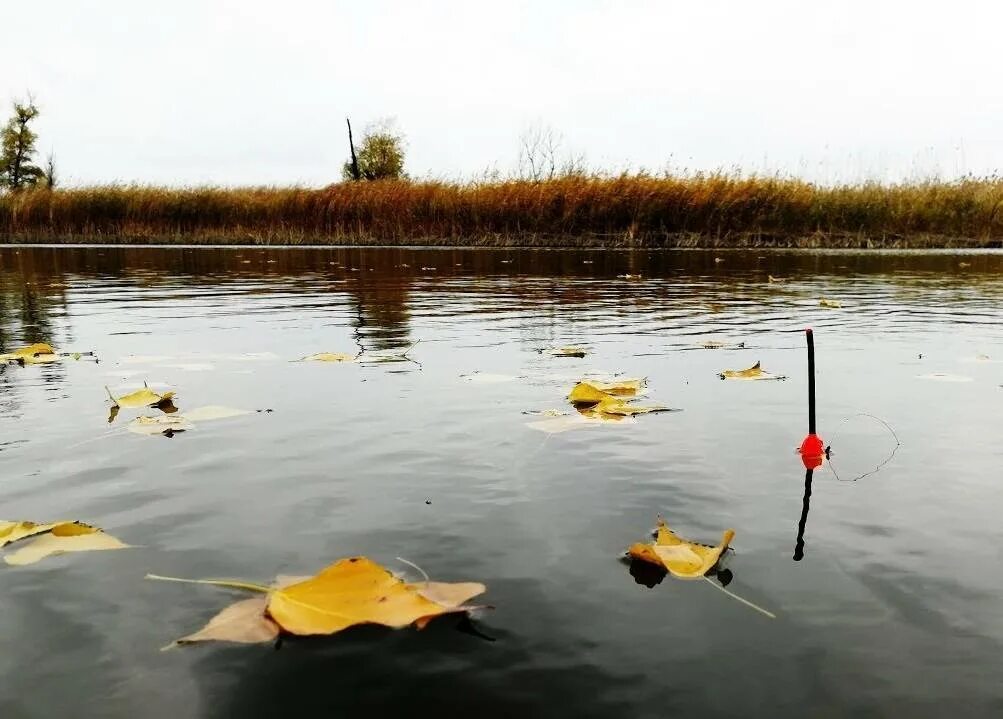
[1,246,1001,717]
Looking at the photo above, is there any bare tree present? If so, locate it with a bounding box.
[517,122,587,181]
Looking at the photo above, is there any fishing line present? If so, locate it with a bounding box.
[701,576,776,619]
[825,412,901,483]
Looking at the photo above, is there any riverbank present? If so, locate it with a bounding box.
[2,176,1002,248]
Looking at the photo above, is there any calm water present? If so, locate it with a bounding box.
[1,245,1001,718]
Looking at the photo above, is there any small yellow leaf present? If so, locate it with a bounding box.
[266,557,485,636]
[3,521,130,566]
[109,384,176,408]
[591,397,667,416]
[0,343,55,362]
[545,346,587,358]
[568,382,612,407]
[302,352,356,363]
[819,298,842,309]
[173,597,279,647]
[0,521,58,549]
[768,275,784,283]
[628,518,734,579]
[718,361,786,381]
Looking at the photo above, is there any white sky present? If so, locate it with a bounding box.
[5,0,1002,186]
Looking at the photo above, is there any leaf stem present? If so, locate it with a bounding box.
[702,576,776,619]
[145,573,271,594]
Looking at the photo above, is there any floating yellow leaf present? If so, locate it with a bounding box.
[107,382,176,408]
[590,397,667,416]
[268,557,484,636]
[1,521,130,566]
[768,275,784,283]
[628,518,734,579]
[302,352,357,363]
[0,343,55,362]
[152,557,487,645]
[544,346,587,358]
[718,361,786,381]
[617,274,642,280]
[700,340,746,350]
[819,298,842,308]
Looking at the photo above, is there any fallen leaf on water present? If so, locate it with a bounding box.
[767,275,784,283]
[568,382,670,416]
[543,346,588,358]
[959,262,972,268]
[151,556,486,646]
[568,381,616,407]
[627,517,734,579]
[1,520,129,566]
[819,298,842,309]
[589,398,667,416]
[301,352,357,363]
[107,382,176,408]
[0,343,55,362]
[718,361,786,381]
[700,340,746,350]
[617,274,642,280]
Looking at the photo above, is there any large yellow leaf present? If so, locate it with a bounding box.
[173,597,280,647]
[590,397,667,416]
[628,518,734,579]
[108,383,176,408]
[569,382,668,416]
[2,521,130,566]
[717,361,786,381]
[266,557,485,636]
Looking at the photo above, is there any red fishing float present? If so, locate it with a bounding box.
[799,328,825,470]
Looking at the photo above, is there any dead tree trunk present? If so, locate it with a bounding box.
[346,118,361,181]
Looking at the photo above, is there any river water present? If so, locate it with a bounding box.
[1,245,1001,717]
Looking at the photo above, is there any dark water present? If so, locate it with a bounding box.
[1,245,1001,718]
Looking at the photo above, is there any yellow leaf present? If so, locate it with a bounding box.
[302,352,356,363]
[819,298,842,309]
[3,521,130,566]
[22,352,60,364]
[568,381,613,407]
[591,397,667,416]
[0,343,55,362]
[108,383,176,408]
[628,518,735,579]
[545,346,587,358]
[172,597,280,647]
[266,557,485,636]
[718,361,786,381]
[768,275,784,283]
[0,520,58,549]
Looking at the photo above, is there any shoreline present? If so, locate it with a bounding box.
[0,231,999,249]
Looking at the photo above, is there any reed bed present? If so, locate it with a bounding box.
[2,174,1001,247]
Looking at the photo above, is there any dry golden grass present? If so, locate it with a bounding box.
[2,174,1001,247]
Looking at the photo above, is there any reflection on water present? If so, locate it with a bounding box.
[1,245,1002,718]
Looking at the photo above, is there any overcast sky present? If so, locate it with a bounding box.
[5,1,1002,186]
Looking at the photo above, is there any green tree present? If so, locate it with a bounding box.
[342,121,406,181]
[1,99,45,191]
